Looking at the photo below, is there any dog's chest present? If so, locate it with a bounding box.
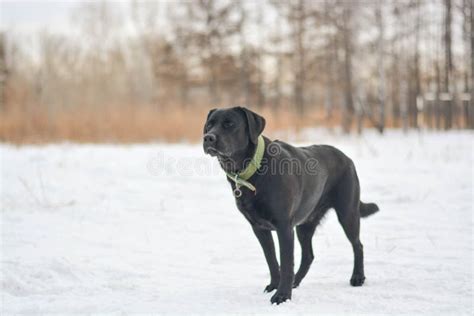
[235,193,275,230]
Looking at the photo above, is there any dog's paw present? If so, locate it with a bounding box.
[270,291,291,305]
[264,282,278,293]
[350,274,365,286]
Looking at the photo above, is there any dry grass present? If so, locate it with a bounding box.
[1,105,204,144]
[0,104,376,144]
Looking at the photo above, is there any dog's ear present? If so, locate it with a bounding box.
[238,107,266,144]
[204,108,216,133]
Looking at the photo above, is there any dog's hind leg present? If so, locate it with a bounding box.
[333,165,366,286]
[293,222,317,288]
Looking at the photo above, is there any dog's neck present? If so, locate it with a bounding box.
[218,141,258,174]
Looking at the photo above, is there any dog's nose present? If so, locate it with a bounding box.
[203,133,216,144]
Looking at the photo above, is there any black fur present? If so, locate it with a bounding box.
[203,106,379,305]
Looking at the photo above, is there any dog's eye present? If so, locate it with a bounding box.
[206,122,213,130]
[223,121,234,129]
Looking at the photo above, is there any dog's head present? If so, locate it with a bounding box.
[203,106,266,159]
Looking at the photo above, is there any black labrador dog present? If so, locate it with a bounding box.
[203,106,379,304]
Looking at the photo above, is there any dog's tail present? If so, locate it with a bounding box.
[359,201,379,218]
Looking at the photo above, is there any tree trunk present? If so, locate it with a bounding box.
[324,43,335,120]
[470,0,474,128]
[324,2,335,121]
[435,60,442,129]
[391,39,400,128]
[256,2,265,109]
[443,0,453,129]
[208,64,219,105]
[342,2,354,133]
[274,52,282,111]
[400,79,409,133]
[0,33,6,112]
[272,16,283,111]
[238,4,250,107]
[355,83,365,135]
[412,0,421,129]
[376,1,385,133]
[294,0,306,116]
[180,72,188,108]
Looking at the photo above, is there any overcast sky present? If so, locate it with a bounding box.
[0,1,78,33]
[0,0,465,57]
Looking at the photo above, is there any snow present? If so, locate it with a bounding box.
[1,130,472,315]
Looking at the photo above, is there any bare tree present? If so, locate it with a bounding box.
[177,0,241,105]
[268,14,284,111]
[293,0,306,115]
[323,5,337,122]
[341,1,355,133]
[237,1,250,107]
[255,2,266,109]
[0,33,6,111]
[470,0,474,128]
[131,1,168,107]
[443,0,453,129]
[412,0,422,129]
[271,0,310,116]
[375,0,386,133]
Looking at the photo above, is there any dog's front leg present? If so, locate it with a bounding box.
[252,226,280,292]
[271,226,294,304]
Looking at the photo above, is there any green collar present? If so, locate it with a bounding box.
[226,135,265,197]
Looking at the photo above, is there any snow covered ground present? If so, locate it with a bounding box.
[1,129,472,315]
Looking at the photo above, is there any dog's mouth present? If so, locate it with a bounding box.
[205,147,218,156]
[205,147,222,156]
[205,146,229,158]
